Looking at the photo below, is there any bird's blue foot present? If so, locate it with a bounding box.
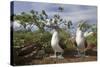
[74,55,81,57]
[50,55,57,58]
[57,55,64,59]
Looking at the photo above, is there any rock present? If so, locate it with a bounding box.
[18,44,40,56]
[35,50,45,59]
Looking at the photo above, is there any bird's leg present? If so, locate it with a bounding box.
[75,48,81,57]
[58,52,63,57]
[81,49,86,58]
[61,52,63,56]
[78,49,80,56]
[50,51,57,58]
[54,51,57,58]
[83,49,88,57]
[80,51,83,58]
[79,49,85,57]
[57,52,64,59]
[80,50,86,60]
[83,50,85,57]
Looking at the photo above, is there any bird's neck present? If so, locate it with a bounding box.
[52,29,59,38]
[76,28,84,38]
[52,29,58,33]
[51,29,59,42]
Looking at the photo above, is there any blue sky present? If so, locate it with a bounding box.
[13,1,97,25]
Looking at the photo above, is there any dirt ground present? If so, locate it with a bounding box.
[13,54,97,66]
[12,48,97,66]
[29,49,97,65]
[29,55,97,65]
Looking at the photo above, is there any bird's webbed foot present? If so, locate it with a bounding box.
[50,55,57,58]
[57,55,64,59]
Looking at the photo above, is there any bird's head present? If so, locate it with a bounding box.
[77,20,87,32]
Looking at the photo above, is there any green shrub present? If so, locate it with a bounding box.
[13,31,52,49]
[13,30,96,50]
[86,33,97,46]
[59,30,75,49]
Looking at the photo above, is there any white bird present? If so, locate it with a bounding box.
[45,19,64,59]
[74,26,95,58]
[75,24,87,57]
[50,28,64,59]
[76,28,84,57]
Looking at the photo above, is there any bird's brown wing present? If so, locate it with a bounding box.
[74,40,77,47]
[59,42,66,49]
[84,39,88,48]
[74,39,87,48]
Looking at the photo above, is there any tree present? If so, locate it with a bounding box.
[14,7,73,33]
[57,6,73,31]
[14,10,48,32]
[91,24,97,32]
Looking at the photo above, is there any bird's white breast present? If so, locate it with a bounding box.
[51,30,63,52]
[76,28,85,49]
[51,31,59,46]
